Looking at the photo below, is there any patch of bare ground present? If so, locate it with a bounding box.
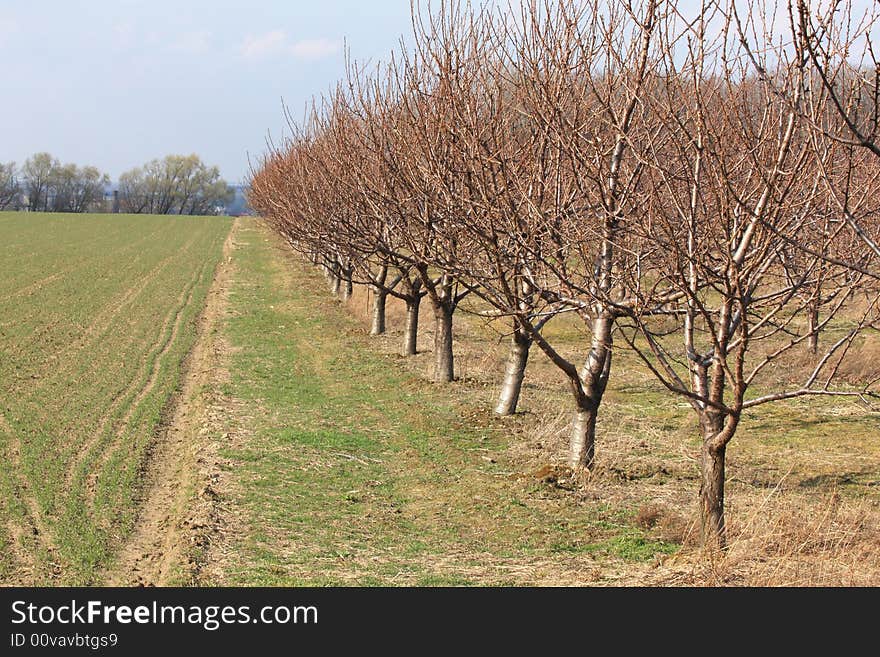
[102,221,238,586]
[77,256,207,504]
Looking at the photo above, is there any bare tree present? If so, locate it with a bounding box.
[0,162,20,210]
[622,0,880,547]
[467,0,665,463]
[786,1,880,266]
[22,152,58,212]
[119,155,232,215]
[49,164,109,213]
[248,0,880,549]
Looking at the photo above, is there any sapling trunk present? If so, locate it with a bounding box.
[568,401,598,470]
[698,412,728,549]
[432,302,455,383]
[495,329,531,415]
[566,315,614,470]
[370,287,388,336]
[403,297,421,356]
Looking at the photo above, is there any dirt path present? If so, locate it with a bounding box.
[72,253,207,499]
[103,219,237,586]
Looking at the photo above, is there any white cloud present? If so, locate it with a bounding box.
[168,29,212,54]
[238,31,340,61]
[239,29,286,59]
[288,38,341,60]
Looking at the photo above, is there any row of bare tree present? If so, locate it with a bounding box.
[249,0,880,548]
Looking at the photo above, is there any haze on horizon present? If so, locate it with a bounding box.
[0,0,416,184]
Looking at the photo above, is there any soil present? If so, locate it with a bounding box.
[102,220,237,586]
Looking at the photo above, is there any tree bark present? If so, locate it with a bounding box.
[432,301,455,383]
[495,329,531,415]
[340,276,353,302]
[329,273,341,296]
[699,413,728,549]
[370,287,388,336]
[569,400,598,470]
[403,297,421,357]
[699,442,727,550]
[807,299,819,355]
[567,315,613,470]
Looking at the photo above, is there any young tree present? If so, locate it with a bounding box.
[430,0,666,462]
[249,94,432,359]
[346,57,474,384]
[789,0,880,267]
[621,0,880,547]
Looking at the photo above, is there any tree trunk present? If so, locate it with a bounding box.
[699,442,727,550]
[432,301,455,383]
[495,329,531,415]
[403,297,421,357]
[807,300,819,355]
[329,274,341,296]
[699,413,728,549]
[568,400,598,470]
[370,287,388,336]
[340,276,353,302]
[567,315,613,470]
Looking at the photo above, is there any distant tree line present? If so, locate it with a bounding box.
[0,153,109,213]
[0,152,234,215]
[118,154,234,215]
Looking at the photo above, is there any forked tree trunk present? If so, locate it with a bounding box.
[699,413,727,549]
[370,287,388,336]
[495,329,531,415]
[567,315,614,471]
[432,302,455,383]
[403,297,421,357]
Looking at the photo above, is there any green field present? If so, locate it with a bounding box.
[0,212,231,584]
[208,221,879,586]
[1,213,877,587]
[212,222,683,585]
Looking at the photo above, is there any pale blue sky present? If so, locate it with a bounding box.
[1,1,875,184]
[0,1,417,183]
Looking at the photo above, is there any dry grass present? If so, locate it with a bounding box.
[834,333,880,386]
[332,279,880,586]
[645,493,880,586]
